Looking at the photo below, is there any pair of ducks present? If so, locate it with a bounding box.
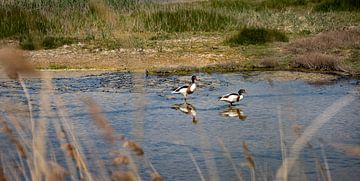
[171,75,246,106]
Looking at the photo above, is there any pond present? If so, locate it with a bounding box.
[0,71,359,181]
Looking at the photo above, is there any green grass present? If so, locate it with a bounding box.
[0,4,51,39]
[143,8,237,32]
[0,0,359,50]
[225,27,288,46]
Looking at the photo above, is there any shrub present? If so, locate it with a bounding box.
[288,28,360,53]
[225,27,288,46]
[293,53,341,70]
[314,0,360,11]
[143,9,236,32]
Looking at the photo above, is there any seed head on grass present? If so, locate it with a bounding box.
[0,47,38,79]
[150,172,164,181]
[111,171,135,181]
[47,162,69,181]
[83,98,115,143]
[61,143,76,159]
[112,155,130,166]
[0,118,27,158]
[123,140,144,156]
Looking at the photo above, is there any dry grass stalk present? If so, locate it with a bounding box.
[320,144,332,181]
[0,47,38,79]
[275,95,356,181]
[218,138,244,181]
[188,150,206,181]
[112,155,130,166]
[47,162,69,181]
[62,144,76,159]
[315,159,327,181]
[150,172,163,181]
[0,163,6,181]
[242,142,256,181]
[123,140,144,156]
[53,94,94,181]
[111,171,135,181]
[83,98,115,143]
[292,124,304,138]
[277,106,287,181]
[0,117,27,158]
[242,142,256,169]
[333,144,360,157]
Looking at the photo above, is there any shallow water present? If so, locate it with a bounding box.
[0,72,359,181]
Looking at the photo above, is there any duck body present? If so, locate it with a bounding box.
[219,89,246,106]
[172,75,198,100]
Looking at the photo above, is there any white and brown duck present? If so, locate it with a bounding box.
[172,75,199,101]
[219,89,246,106]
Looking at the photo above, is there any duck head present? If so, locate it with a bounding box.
[191,75,200,83]
[238,89,246,95]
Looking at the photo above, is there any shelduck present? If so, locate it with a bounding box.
[171,75,199,101]
[219,89,246,106]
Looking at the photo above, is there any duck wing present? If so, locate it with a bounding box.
[172,85,189,93]
[219,93,238,99]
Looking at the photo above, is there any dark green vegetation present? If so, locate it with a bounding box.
[226,27,288,46]
[0,0,359,75]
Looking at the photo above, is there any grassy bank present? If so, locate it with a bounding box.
[0,0,359,75]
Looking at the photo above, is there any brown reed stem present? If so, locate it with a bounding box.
[218,138,244,181]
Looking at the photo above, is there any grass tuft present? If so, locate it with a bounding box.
[143,8,236,32]
[293,53,341,71]
[225,27,288,46]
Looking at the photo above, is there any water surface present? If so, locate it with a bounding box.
[0,72,359,181]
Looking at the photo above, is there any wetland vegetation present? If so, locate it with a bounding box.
[0,0,359,75]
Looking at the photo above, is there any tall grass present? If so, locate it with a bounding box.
[1,0,359,50]
[143,8,237,32]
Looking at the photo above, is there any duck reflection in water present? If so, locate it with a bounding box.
[171,103,198,124]
[219,107,247,121]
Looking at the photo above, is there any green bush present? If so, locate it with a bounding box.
[143,9,236,32]
[42,36,78,49]
[314,0,360,11]
[19,36,78,50]
[225,27,288,46]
